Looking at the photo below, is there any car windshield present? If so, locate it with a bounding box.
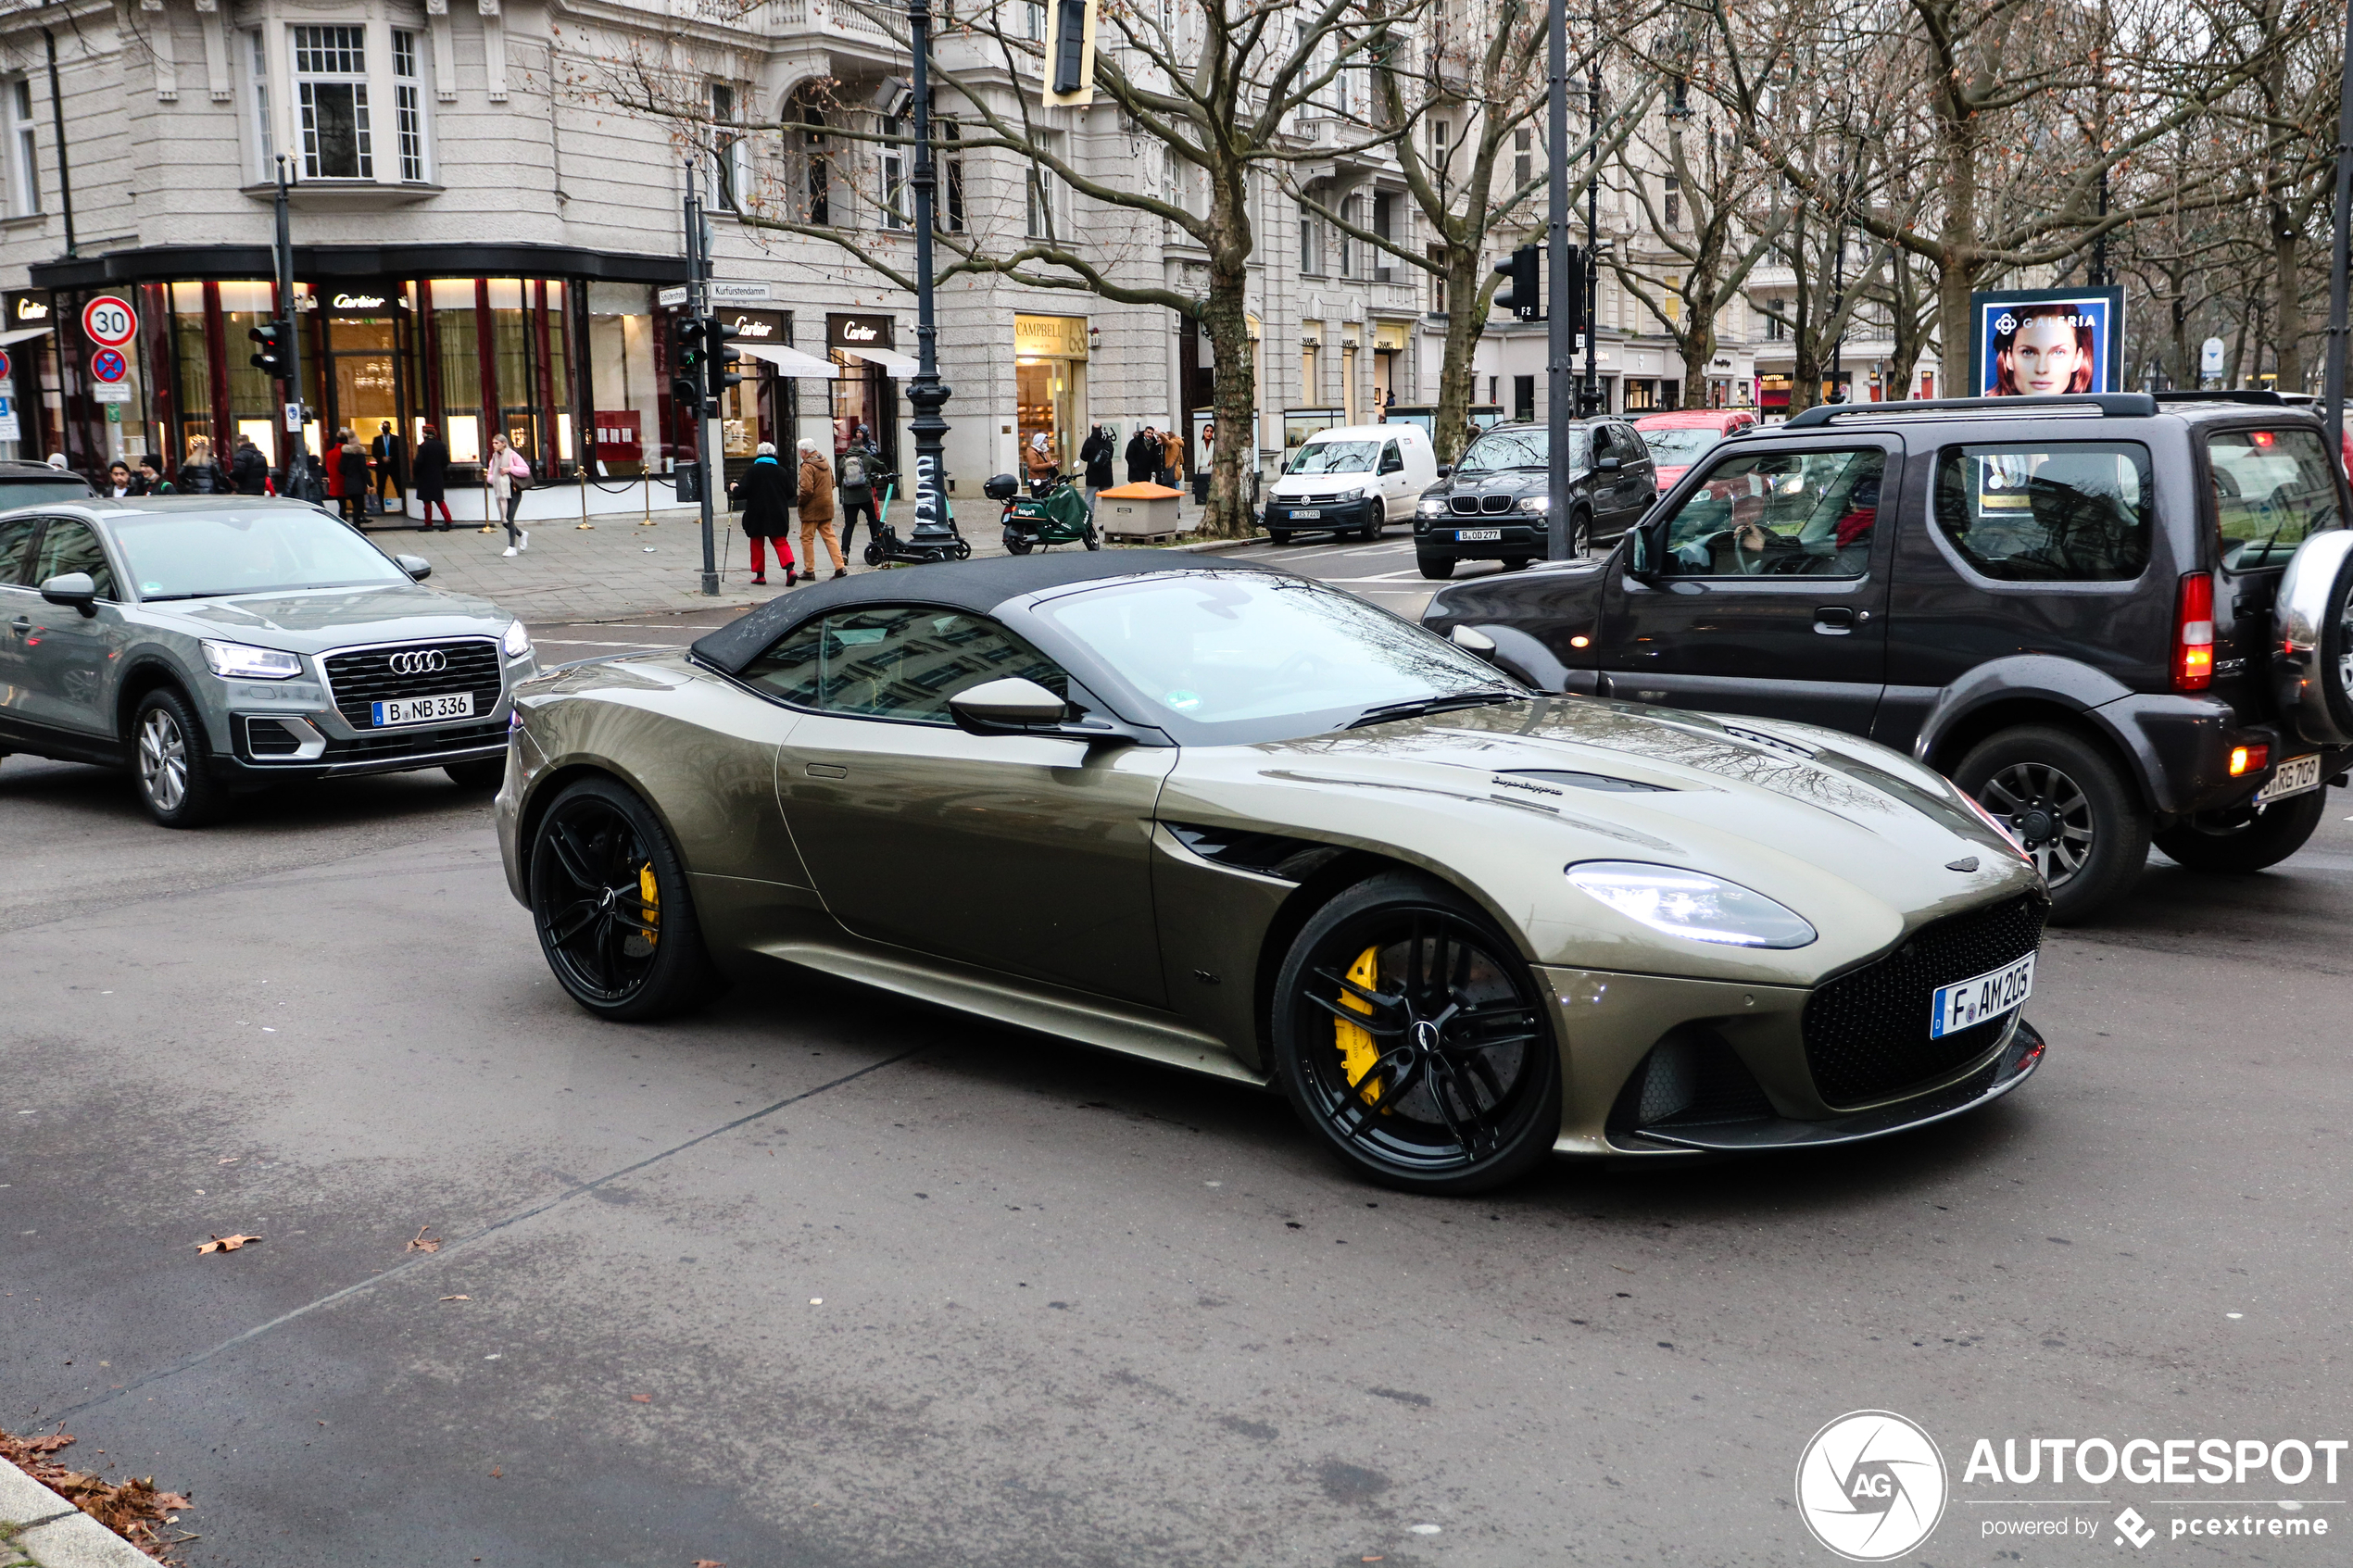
[1458,428,1582,472]
[1286,440,1381,475]
[1033,571,1523,744]
[1640,427,1729,464]
[109,508,411,599]
[0,480,98,506]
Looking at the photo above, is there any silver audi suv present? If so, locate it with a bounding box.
[0,497,535,826]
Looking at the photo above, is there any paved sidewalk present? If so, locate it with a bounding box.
[368,493,1235,623]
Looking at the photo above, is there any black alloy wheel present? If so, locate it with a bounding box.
[2153,786,2328,874]
[132,687,225,828]
[1954,725,2148,923]
[529,776,724,1021]
[1357,517,1382,542]
[1273,873,1561,1194]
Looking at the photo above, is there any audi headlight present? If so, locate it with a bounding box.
[1516,494,1551,513]
[501,620,533,659]
[1567,861,1817,948]
[200,639,304,681]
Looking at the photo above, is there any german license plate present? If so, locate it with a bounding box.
[2256,752,2322,803]
[371,692,474,727]
[1290,508,1322,520]
[1930,952,2034,1038]
[1456,527,1502,542]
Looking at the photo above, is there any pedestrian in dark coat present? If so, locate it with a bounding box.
[371,421,407,508]
[411,425,453,529]
[230,434,270,495]
[834,433,881,559]
[729,442,797,585]
[1124,427,1158,483]
[179,436,224,495]
[1081,425,1114,488]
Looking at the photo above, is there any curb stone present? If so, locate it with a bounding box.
[0,1461,159,1567]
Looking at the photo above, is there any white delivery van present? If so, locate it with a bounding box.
[1261,423,1440,543]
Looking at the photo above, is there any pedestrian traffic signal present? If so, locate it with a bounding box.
[248,319,293,380]
[700,316,744,403]
[674,316,708,372]
[670,376,706,418]
[1492,245,1541,322]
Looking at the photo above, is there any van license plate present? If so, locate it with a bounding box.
[1290,508,1321,520]
[1455,527,1502,542]
[372,692,474,727]
[1929,953,2034,1038]
[2256,753,2322,803]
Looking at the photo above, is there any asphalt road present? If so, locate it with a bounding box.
[6,544,2351,1566]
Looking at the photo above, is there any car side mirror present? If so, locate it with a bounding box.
[1435,464,1452,479]
[1597,455,1624,473]
[1629,521,1665,579]
[1449,623,1499,660]
[39,571,98,616]
[950,677,1074,734]
[395,554,432,582]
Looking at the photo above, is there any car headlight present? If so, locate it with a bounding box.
[200,639,304,681]
[1417,496,1449,517]
[1516,495,1551,513]
[501,620,532,659]
[1567,861,1817,948]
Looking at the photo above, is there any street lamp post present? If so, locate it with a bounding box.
[273,156,310,496]
[901,0,958,560]
[685,163,719,596]
[2324,0,2353,454]
[1543,0,1572,558]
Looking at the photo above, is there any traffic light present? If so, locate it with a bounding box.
[248,320,293,380]
[670,375,704,417]
[672,316,710,417]
[1492,245,1541,322]
[701,316,744,404]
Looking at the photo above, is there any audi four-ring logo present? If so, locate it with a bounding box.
[388,649,447,675]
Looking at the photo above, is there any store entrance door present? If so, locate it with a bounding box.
[325,315,402,497]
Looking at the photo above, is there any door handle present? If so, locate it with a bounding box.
[1814,607,1855,634]
[804,762,848,779]
[8,616,28,637]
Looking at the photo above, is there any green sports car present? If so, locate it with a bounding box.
[496,553,2046,1193]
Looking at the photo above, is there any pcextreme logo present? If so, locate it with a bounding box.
[1795,1411,1949,1562]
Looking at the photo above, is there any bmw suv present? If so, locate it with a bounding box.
[0,497,535,826]
[1410,418,1659,578]
[1420,392,2353,921]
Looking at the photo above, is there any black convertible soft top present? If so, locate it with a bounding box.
[688,548,1277,675]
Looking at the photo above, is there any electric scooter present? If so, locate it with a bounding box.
[988,471,1100,554]
[860,471,974,566]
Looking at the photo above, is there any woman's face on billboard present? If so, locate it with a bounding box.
[2006,317,2089,394]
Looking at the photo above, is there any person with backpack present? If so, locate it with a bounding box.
[488,433,532,556]
[230,434,270,495]
[835,431,880,561]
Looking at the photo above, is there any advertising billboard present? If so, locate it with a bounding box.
[1968,285,2125,397]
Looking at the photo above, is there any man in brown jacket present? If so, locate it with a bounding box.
[797,436,845,579]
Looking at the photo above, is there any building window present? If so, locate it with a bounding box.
[1513,127,1531,190]
[1373,192,1393,244]
[1299,204,1324,275]
[1765,297,1786,341]
[1429,245,1447,313]
[293,25,371,180]
[710,82,748,212]
[4,78,37,216]
[800,104,830,225]
[246,30,273,177]
[942,119,965,232]
[879,113,909,230]
[1337,194,1356,278]
[1025,143,1063,241]
[1023,0,1046,40]
[392,29,429,182]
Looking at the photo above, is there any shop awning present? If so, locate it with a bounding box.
[840,345,919,377]
[0,325,53,346]
[736,342,838,379]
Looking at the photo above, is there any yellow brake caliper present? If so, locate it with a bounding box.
[637,862,660,948]
[1335,945,1383,1107]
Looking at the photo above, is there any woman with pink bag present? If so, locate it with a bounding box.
[488,434,533,557]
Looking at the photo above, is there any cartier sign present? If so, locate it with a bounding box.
[825,314,896,351]
[333,293,386,310]
[728,314,775,339]
[10,294,49,323]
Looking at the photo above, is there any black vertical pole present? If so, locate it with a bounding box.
[2325,0,2353,455]
[687,166,718,595]
[1543,0,1571,559]
[43,31,72,257]
[1583,45,1599,417]
[275,157,308,494]
[905,0,956,557]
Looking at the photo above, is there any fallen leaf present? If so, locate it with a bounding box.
[216,1156,239,1165]
[406,1225,441,1253]
[490,1466,501,1478]
[195,1234,261,1254]
[630,1393,652,1403]
[695,1561,728,1567]
[440,1295,471,1302]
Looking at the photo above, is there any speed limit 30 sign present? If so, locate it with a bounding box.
[82,295,138,348]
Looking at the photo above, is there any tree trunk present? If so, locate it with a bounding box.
[1199,276,1257,540]
[2275,225,2305,393]
[1432,246,1489,464]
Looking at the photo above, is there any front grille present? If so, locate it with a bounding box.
[1802,894,2047,1108]
[1452,494,1516,515]
[321,718,508,764]
[322,639,502,729]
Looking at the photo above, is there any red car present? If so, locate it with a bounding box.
[1632,408,1758,488]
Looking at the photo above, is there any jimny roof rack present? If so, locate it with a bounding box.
[1780,393,2158,430]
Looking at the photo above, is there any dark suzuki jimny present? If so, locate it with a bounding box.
[1421,393,2353,921]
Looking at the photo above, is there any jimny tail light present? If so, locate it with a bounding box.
[2173,571,2214,692]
